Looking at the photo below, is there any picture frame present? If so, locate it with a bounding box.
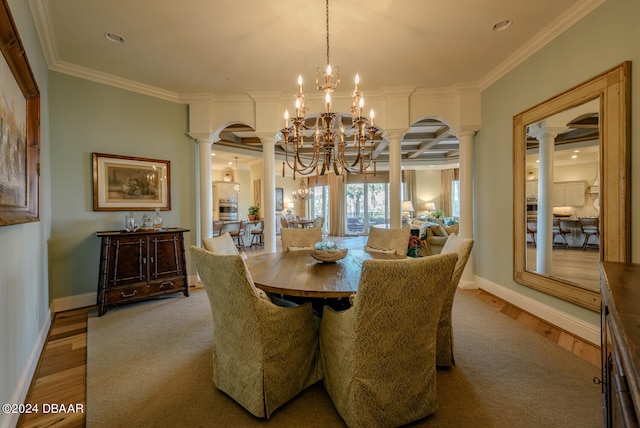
[0,0,40,227]
[275,188,283,212]
[92,153,171,211]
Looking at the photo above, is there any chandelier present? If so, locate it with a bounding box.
[281,0,378,179]
[292,180,310,201]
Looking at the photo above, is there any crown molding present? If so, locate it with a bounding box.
[479,0,606,91]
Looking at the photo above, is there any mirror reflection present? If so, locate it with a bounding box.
[513,62,629,311]
[524,99,600,292]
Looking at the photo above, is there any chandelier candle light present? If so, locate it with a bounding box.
[281,0,378,179]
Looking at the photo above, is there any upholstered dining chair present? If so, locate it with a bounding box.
[312,216,324,229]
[190,246,323,419]
[280,227,323,251]
[280,216,290,229]
[320,252,458,427]
[364,226,411,256]
[202,232,239,255]
[435,233,474,367]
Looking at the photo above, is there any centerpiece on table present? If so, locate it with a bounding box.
[311,241,348,263]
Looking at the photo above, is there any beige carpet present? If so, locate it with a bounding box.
[87,289,601,427]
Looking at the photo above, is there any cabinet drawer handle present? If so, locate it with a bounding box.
[160,281,174,288]
[121,290,138,298]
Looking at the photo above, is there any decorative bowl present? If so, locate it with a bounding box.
[311,242,347,262]
[310,248,348,263]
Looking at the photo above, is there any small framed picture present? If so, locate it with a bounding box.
[92,153,171,211]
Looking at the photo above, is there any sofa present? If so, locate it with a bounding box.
[411,218,459,255]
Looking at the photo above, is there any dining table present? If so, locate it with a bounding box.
[245,249,405,299]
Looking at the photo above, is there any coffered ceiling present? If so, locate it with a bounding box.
[27,0,603,168]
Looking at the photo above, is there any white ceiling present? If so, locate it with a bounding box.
[27,0,604,167]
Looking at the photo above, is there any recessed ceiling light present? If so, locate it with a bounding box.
[491,19,512,32]
[104,32,126,44]
[571,155,578,159]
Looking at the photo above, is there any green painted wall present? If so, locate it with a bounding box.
[48,73,196,300]
[476,0,640,324]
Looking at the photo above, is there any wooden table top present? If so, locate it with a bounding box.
[245,249,405,298]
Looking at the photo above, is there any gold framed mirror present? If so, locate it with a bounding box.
[513,62,630,311]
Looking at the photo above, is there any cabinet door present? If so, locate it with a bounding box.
[564,182,585,206]
[552,183,565,206]
[104,236,147,287]
[149,233,184,281]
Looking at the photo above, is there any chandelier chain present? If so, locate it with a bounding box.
[280,0,378,178]
[325,0,330,66]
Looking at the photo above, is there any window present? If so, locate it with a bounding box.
[310,185,329,232]
[451,180,460,217]
[346,183,390,235]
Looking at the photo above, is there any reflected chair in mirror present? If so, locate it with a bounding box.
[320,253,458,427]
[434,233,474,367]
[579,217,600,250]
[250,221,264,248]
[559,219,574,246]
[190,246,323,419]
[280,227,323,251]
[365,226,411,256]
[526,220,537,247]
[552,218,569,249]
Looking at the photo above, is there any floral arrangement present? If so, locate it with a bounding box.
[407,235,426,258]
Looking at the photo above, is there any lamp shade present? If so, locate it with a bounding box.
[401,201,415,212]
[425,202,436,211]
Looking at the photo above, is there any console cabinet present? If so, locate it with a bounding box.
[599,262,640,427]
[97,228,189,316]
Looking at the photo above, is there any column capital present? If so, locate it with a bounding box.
[188,133,220,144]
[525,121,563,140]
[383,129,406,142]
[255,132,279,144]
[449,126,478,138]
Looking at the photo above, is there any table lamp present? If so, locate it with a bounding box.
[402,201,415,225]
[424,202,436,216]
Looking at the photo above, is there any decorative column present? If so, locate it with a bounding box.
[189,133,218,246]
[387,131,404,229]
[527,121,557,275]
[457,130,477,288]
[258,134,277,253]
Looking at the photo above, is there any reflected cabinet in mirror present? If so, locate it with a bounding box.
[513,62,630,311]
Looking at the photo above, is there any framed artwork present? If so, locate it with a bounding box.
[0,0,41,227]
[92,153,171,211]
[275,188,283,212]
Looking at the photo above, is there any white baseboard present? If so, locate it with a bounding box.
[1,311,51,428]
[475,275,600,346]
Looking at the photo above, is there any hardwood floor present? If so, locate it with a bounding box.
[526,246,600,291]
[17,237,601,427]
